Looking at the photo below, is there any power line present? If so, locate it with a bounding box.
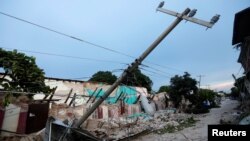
[1,46,126,64]
[0,67,124,86]
[142,72,158,78]
[141,63,175,76]
[143,61,185,73]
[144,61,199,77]
[1,46,188,86]
[1,46,177,78]
[0,11,194,75]
[0,11,134,58]
[143,71,170,81]
[140,67,172,78]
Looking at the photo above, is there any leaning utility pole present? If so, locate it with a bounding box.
[74,2,220,128]
[156,1,220,29]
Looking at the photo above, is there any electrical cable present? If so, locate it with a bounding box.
[0,11,134,58]
[0,11,194,75]
[1,46,126,65]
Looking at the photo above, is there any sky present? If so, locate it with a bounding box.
[0,0,249,92]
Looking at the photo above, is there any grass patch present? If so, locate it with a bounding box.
[155,117,197,134]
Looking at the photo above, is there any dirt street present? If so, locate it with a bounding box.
[133,99,239,141]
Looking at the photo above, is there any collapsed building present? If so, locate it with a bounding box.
[232,7,250,112]
[42,77,170,120]
[47,80,169,123]
[0,75,172,140]
[45,80,179,140]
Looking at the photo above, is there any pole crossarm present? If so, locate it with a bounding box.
[73,8,191,128]
[157,8,214,28]
[74,2,220,128]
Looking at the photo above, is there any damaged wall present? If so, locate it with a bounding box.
[232,7,250,113]
[0,103,49,136]
[83,82,148,105]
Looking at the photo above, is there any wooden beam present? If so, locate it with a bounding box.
[86,87,98,104]
[69,93,77,106]
[64,88,73,103]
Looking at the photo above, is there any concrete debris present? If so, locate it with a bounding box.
[0,129,44,141]
[49,103,85,121]
[179,96,192,113]
[48,100,191,140]
[220,111,240,124]
[152,92,173,111]
[141,95,155,115]
[45,89,195,140]
[83,119,104,131]
[78,110,194,140]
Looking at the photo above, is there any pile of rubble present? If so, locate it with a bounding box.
[79,109,195,140]
[47,98,196,140]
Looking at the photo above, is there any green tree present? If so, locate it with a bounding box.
[122,68,153,92]
[196,89,217,106]
[230,87,239,98]
[0,49,53,98]
[168,72,198,107]
[158,85,170,93]
[89,71,117,85]
[198,89,217,102]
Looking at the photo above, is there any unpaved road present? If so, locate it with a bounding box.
[133,99,239,141]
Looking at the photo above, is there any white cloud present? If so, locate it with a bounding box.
[209,81,234,92]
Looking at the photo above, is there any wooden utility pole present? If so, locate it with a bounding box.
[197,75,205,89]
[74,2,219,128]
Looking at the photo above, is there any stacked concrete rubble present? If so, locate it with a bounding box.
[81,110,194,140]
[48,82,184,140]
